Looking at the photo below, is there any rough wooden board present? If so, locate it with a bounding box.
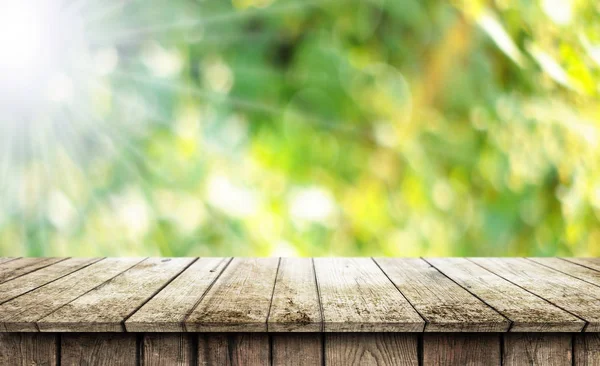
[61,334,136,366]
[272,334,323,366]
[315,258,424,332]
[268,258,322,332]
[423,333,500,365]
[197,333,269,366]
[503,333,572,366]
[185,258,279,332]
[144,333,194,366]
[0,257,19,265]
[0,333,57,366]
[0,257,66,284]
[325,333,418,366]
[0,257,144,332]
[126,257,231,332]
[375,258,509,332]
[563,258,600,272]
[0,258,101,305]
[38,257,195,332]
[575,334,600,366]
[472,258,600,332]
[530,257,600,286]
[427,258,584,332]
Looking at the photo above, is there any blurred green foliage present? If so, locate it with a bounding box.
[1,0,600,256]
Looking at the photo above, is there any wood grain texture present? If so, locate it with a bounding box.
[0,257,65,284]
[315,258,424,332]
[144,333,194,366]
[575,334,600,366]
[375,258,509,332]
[197,333,269,366]
[0,257,143,332]
[563,258,600,272]
[427,258,584,332]
[268,258,322,332]
[0,257,19,265]
[272,334,323,366]
[0,333,57,366]
[325,333,418,366]
[0,257,101,305]
[423,333,500,366]
[472,257,600,332]
[186,258,279,332]
[503,333,572,366]
[38,257,194,332]
[126,257,231,332]
[61,333,136,366]
[530,257,600,286]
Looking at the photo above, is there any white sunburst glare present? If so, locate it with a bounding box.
[0,0,89,115]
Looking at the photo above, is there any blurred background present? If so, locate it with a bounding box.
[0,0,599,257]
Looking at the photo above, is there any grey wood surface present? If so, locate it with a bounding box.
[0,257,65,284]
[0,257,100,305]
[0,257,18,265]
[376,258,509,332]
[315,258,424,332]
[472,257,600,332]
[272,334,323,366]
[268,258,322,332]
[197,333,269,366]
[0,333,57,366]
[564,258,600,271]
[575,334,600,366]
[126,257,231,332]
[144,333,194,366]
[38,258,194,332]
[325,333,418,366]
[1,257,600,333]
[530,257,600,286]
[61,333,136,366]
[503,333,572,366]
[427,257,584,332]
[185,258,280,332]
[0,257,143,331]
[423,333,500,365]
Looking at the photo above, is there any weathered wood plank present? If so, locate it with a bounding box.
[472,257,600,332]
[197,334,269,366]
[0,257,101,305]
[185,258,279,332]
[575,334,600,366]
[0,257,66,284]
[423,333,500,365]
[268,258,322,332]
[0,333,57,366]
[0,258,144,332]
[530,257,600,286]
[375,258,509,332]
[38,257,195,332]
[504,333,572,366]
[325,333,418,366]
[61,334,136,365]
[126,257,231,332]
[272,334,323,366]
[563,258,600,272]
[315,258,423,332]
[144,333,194,366]
[0,257,19,265]
[427,258,584,332]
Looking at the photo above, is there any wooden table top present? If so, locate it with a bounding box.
[0,257,597,333]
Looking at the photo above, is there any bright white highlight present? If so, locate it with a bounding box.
[0,0,86,110]
[0,3,46,72]
[289,187,336,223]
